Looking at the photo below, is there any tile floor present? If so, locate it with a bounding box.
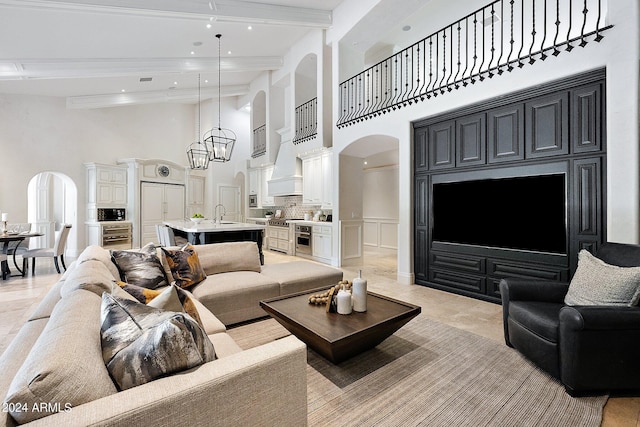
[1,247,638,426]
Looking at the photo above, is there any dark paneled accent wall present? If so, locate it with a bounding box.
[413,69,606,303]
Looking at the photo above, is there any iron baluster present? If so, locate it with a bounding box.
[439,27,448,93]
[566,0,574,51]
[528,0,537,64]
[517,0,525,67]
[479,8,486,81]
[462,17,470,85]
[580,0,589,47]
[594,0,603,42]
[488,4,496,77]
[507,0,515,71]
[497,0,505,74]
[552,0,561,56]
[454,21,462,88]
[470,12,478,83]
[540,0,548,60]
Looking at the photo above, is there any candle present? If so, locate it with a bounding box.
[352,270,367,312]
[1,213,7,222]
[336,286,352,315]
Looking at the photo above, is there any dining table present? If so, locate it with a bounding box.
[0,232,44,279]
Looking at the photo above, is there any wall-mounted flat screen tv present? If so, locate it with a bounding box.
[432,173,567,254]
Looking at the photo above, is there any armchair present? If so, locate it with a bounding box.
[500,242,640,395]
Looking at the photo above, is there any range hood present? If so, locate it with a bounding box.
[268,128,303,197]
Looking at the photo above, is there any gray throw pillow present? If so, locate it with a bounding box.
[111,243,169,289]
[100,292,215,391]
[564,250,640,306]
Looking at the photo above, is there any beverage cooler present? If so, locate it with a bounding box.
[101,222,132,250]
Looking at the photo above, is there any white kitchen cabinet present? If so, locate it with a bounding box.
[86,163,127,207]
[261,165,275,207]
[268,226,290,253]
[302,150,332,208]
[141,182,185,244]
[312,224,332,261]
[85,163,128,223]
[321,151,333,208]
[302,156,322,205]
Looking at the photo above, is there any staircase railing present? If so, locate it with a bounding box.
[337,0,612,128]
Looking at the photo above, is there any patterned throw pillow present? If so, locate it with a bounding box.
[161,243,207,288]
[114,281,204,327]
[111,243,169,289]
[565,250,640,306]
[100,292,215,391]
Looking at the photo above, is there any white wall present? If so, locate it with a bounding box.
[330,0,640,284]
[0,93,194,252]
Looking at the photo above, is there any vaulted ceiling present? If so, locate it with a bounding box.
[0,0,342,107]
[0,0,440,108]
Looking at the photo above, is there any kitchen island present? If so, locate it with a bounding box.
[164,220,266,264]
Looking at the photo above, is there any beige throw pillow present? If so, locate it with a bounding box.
[565,250,640,306]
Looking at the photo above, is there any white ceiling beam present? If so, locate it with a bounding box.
[0,0,332,27]
[66,84,250,109]
[0,57,282,80]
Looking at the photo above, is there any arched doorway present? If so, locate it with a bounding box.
[339,135,399,278]
[27,172,78,257]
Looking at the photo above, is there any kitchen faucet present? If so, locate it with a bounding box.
[214,204,226,223]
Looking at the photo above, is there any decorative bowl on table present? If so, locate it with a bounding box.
[190,217,204,224]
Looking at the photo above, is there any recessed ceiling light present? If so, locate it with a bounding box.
[402,25,412,32]
[227,50,232,55]
[174,81,178,85]
[204,79,209,83]
[206,23,212,29]
[121,89,126,93]
[248,26,252,30]
[190,51,195,55]
[193,41,202,46]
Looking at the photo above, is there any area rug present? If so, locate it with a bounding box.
[227,317,607,427]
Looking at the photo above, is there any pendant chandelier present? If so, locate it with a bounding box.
[203,33,236,163]
[186,74,211,170]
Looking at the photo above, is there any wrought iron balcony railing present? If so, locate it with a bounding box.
[337,0,612,128]
[252,124,266,158]
[293,97,318,144]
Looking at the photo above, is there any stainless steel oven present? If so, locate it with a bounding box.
[295,224,312,256]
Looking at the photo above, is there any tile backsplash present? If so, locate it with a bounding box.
[249,196,332,219]
[274,195,330,219]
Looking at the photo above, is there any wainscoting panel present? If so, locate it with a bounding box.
[363,218,398,249]
[341,220,363,266]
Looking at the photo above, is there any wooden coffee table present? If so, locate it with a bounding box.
[260,289,421,363]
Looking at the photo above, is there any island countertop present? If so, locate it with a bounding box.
[164,220,266,233]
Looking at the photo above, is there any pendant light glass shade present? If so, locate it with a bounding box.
[203,33,235,163]
[187,74,211,170]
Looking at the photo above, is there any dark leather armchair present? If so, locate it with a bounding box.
[500,242,640,395]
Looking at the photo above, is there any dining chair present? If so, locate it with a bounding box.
[6,223,32,271]
[0,253,7,280]
[21,224,72,275]
[155,224,176,247]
